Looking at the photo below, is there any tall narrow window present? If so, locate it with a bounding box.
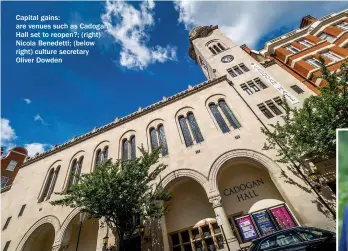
[227,69,237,78]
[95,149,103,167]
[239,63,249,72]
[233,66,243,75]
[150,128,159,151]
[187,112,204,144]
[41,169,54,200]
[18,204,26,217]
[130,136,136,160]
[103,146,109,161]
[218,100,241,129]
[122,139,129,161]
[241,84,253,95]
[254,78,267,89]
[217,43,225,51]
[3,217,11,230]
[266,100,282,115]
[209,103,230,133]
[179,116,193,147]
[67,158,82,191]
[213,45,221,53]
[158,125,169,156]
[209,47,216,55]
[47,166,60,200]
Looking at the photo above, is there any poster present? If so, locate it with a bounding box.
[270,205,297,229]
[235,215,258,242]
[252,210,277,236]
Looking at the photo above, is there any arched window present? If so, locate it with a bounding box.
[122,139,129,161]
[218,100,241,129]
[67,157,83,191]
[130,136,136,160]
[40,168,54,202]
[95,149,103,167]
[103,146,109,161]
[179,116,193,147]
[150,128,159,150]
[46,166,60,200]
[158,125,168,156]
[209,103,230,133]
[187,112,204,144]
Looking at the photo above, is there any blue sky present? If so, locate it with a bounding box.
[1,1,347,156]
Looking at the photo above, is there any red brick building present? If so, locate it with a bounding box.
[241,9,348,93]
[1,147,28,192]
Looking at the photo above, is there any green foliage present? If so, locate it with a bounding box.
[339,131,348,237]
[262,57,348,163]
[51,145,171,248]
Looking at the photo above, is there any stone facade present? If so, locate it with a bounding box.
[1,25,336,251]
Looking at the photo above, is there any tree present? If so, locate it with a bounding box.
[262,57,348,163]
[261,57,347,219]
[51,146,171,251]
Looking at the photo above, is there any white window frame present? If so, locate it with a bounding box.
[306,57,321,68]
[285,45,300,54]
[321,51,342,62]
[298,39,313,48]
[6,160,17,171]
[319,33,334,42]
[336,21,348,31]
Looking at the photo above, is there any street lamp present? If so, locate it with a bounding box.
[75,212,86,251]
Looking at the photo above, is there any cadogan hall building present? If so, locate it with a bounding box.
[1,22,339,251]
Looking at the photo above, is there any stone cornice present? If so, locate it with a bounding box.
[20,75,228,168]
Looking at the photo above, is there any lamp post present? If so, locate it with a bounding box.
[75,212,86,251]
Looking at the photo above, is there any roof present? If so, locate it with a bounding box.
[21,75,229,167]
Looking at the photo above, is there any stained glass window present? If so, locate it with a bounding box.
[218,100,241,129]
[42,169,54,199]
[158,125,169,156]
[130,136,136,160]
[209,103,230,133]
[150,128,159,151]
[179,116,193,147]
[103,146,109,161]
[122,139,129,161]
[95,149,102,167]
[187,112,204,143]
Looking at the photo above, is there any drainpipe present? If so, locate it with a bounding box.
[227,79,336,220]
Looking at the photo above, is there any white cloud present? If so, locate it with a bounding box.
[34,114,47,125]
[1,118,17,149]
[24,143,51,157]
[23,99,31,104]
[173,1,347,49]
[101,0,177,70]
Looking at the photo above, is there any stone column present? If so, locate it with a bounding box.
[209,195,240,251]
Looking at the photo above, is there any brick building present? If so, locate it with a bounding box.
[1,147,28,192]
[241,8,348,93]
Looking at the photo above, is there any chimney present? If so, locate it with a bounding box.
[300,15,318,29]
